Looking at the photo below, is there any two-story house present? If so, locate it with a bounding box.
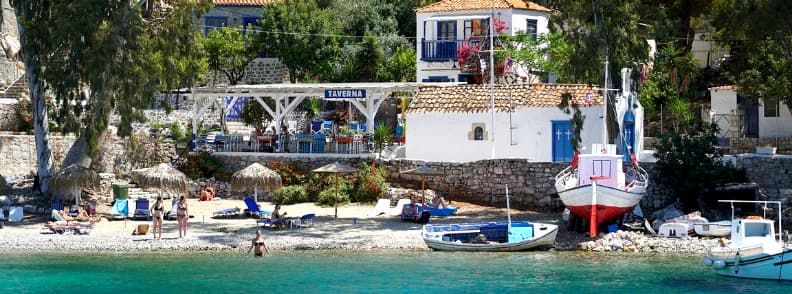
[415,0,551,83]
[202,0,272,36]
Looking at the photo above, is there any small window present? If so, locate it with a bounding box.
[526,19,538,41]
[205,16,228,35]
[242,17,259,35]
[463,19,489,38]
[474,127,484,140]
[764,97,779,117]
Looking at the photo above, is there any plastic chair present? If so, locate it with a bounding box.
[291,213,316,228]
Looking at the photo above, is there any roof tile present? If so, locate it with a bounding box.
[416,0,551,13]
[408,84,603,113]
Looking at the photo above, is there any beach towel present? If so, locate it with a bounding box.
[111,199,128,220]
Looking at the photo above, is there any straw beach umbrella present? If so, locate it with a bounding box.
[313,162,358,218]
[230,162,282,202]
[400,165,444,204]
[49,165,100,206]
[137,163,188,197]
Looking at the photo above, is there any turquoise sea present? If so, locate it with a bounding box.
[0,251,787,293]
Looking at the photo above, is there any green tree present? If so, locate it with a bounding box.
[380,45,416,82]
[653,123,748,211]
[393,0,438,41]
[503,32,571,84]
[202,27,257,86]
[257,0,342,82]
[12,0,210,195]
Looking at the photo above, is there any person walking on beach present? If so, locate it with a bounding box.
[247,229,271,257]
[176,196,188,238]
[150,196,164,240]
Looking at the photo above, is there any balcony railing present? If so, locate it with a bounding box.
[421,37,486,61]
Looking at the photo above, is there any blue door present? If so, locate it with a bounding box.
[436,21,457,60]
[552,121,574,162]
[622,103,636,161]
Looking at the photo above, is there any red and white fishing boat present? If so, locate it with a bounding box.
[555,61,649,237]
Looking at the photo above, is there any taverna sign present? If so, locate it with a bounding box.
[324,89,366,99]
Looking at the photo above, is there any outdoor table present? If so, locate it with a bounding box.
[336,136,354,153]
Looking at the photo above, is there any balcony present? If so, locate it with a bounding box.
[421,38,486,61]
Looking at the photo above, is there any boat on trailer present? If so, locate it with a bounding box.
[421,185,557,252]
[703,200,792,281]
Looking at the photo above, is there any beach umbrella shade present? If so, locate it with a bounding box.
[137,163,188,197]
[312,162,358,218]
[49,164,100,206]
[230,162,283,202]
[400,165,444,204]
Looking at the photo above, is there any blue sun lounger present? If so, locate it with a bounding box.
[111,199,129,220]
[243,197,271,218]
[213,207,241,218]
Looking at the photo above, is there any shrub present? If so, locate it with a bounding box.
[268,160,312,186]
[12,100,33,132]
[177,150,230,180]
[303,172,328,201]
[347,161,388,203]
[274,185,309,205]
[317,183,349,207]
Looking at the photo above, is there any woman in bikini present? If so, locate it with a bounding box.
[151,196,164,240]
[176,196,188,238]
[247,229,271,257]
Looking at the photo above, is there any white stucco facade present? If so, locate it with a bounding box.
[405,107,603,162]
[709,87,792,138]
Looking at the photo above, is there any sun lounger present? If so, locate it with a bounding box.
[133,198,150,220]
[111,199,129,220]
[45,221,94,235]
[366,199,391,216]
[8,206,23,222]
[243,197,271,218]
[257,217,288,229]
[290,213,316,228]
[385,199,411,216]
[213,207,241,218]
[165,198,178,220]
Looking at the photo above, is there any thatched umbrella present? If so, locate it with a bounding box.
[313,162,358,218]
[49,165,100,206]
[137,163,188,197]
[230,162,282,202]
[400,165,444,204]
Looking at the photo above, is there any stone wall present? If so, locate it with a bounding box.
[244,58,289,85]
[729,138,792,155]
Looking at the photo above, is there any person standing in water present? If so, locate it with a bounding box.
[176,196,188,238]
[247,229,271,257]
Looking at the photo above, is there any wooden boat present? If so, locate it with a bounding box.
[421,185,557,252]
[703,200,792,281]
[658,223,689,238]
[693,221,731,237]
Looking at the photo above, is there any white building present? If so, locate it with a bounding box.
[710,86,792,139]
[415,0,551,83]
[406,83,605,162]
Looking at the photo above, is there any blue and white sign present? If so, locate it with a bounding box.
[324,89,366,99]
[226,97,248,120]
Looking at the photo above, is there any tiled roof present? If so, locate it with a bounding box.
[408,84,603,113]
[416,0,551,13]
[211,0,276,6]
[709,85,736,91]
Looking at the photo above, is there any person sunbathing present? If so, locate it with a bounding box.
[430,196,448,209]
[200,182,216,201]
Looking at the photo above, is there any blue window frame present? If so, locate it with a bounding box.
[526,19,538,41]
[242,17,259,35]
[205,16,228,35]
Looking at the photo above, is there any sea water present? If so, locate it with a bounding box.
[0,251,787,293]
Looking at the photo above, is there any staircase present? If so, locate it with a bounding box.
[0,75,29,101]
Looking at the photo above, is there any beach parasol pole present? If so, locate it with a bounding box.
[334,173,339,218]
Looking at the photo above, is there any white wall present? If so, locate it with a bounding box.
[405,106,603,162]
[759,100,792,137]
[710,88,738,138]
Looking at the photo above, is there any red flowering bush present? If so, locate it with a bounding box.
[12,100,34,132]
[177,151,229,180]
[268,160,310,186]
[346,161,387,203]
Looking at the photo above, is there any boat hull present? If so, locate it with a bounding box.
[705,248,792,281]
[422,222,558,252]
[558,184,642,226]
[693,222,731,237]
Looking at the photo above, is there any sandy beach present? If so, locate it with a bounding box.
[0,198,719,254]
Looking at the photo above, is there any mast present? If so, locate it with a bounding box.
[489,0,496,148]
[602,57,609,149]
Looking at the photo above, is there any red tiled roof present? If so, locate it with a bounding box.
[211,0,276,6]
[416,0,551,13]
[408,84,603,113]
[709,85,735,91]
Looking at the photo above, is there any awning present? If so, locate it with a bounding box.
[424,15,491,22]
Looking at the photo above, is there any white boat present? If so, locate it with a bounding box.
[658,223,690,238]
[422,185,557,252]
[694,221,732,237]
[703,200,792,281]
[555,66,649,237]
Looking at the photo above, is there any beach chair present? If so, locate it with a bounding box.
[111,199,129,220]
[385,199,411,216]
[133,198,150,220]
[213,207,241,218]
[243,197,271,218]
[165,198,179,220]
[366,199,391,217]
[290,213,316,229]
[51,200,64,212]
[8,206,22,222]
[257,217,288,229]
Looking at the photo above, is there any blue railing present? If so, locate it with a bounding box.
[421,38,487,61]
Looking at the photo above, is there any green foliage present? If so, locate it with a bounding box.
[392,0,438,42]
[347,162,388,203]
[267,160,312,186]
[177,151,229,180]
[273,185,311,204]
[380,45,416,82]
[257,0,342,82]
[317,183,350,207]
[653,124,749,210]
[11,100,33,132]
[168,121,191,147]
[638,44,700,135]
[331,0,398,37]
[120,133,169,172]
[239,98,275,129]
[372,123,393,157]
[201,27,258,85]
[303,172,329,201]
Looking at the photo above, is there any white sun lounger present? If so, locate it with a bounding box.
[366,199,392,217]
[385,199,412,216]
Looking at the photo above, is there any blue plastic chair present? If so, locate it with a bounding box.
[322,120,333,132]
[134,198,150,220]
[311,121,322,133]
[243,197,271,218]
